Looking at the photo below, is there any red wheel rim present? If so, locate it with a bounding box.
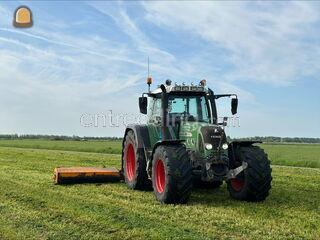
[155,159,165,193]
[231,178,245,191]
[126,144,135,181]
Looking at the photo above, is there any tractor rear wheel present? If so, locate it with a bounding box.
[227,146,272,202]
[122,130,150,190]
[152,144,192,204]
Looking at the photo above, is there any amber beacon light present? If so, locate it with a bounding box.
[13,6,33,28]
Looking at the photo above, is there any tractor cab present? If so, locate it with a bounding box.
[139,80,238,152]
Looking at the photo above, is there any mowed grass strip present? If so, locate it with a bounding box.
[0,139,122,154]
[1,140,320,168]
[0,147,319,239]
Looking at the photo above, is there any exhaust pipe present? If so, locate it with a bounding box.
[160,84,168,141]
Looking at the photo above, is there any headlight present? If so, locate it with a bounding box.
[205,143,213,150]
[222,143,228,150]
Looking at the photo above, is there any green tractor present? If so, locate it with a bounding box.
[121,79,272,204]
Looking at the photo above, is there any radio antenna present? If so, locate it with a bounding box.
[148,56,150,77]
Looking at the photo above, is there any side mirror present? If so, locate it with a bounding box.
[222,117,228,127]
[231,98,238,115]
[139,97,148,114]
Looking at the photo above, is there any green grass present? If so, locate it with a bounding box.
[260,143,320,168]
[0,139,122,154]
[1,139,320,168]
[0,146,319,239]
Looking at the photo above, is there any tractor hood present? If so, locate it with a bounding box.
[179,122,226,151]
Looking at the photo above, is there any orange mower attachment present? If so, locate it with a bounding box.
[54,167,122,184]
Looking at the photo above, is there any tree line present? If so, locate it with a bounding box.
[0,134,319,143]
[0,134,122,141]
[227,136,320,144]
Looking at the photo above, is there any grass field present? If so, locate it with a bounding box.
[0,143,319,239]
[1,139,319,168]
[0,139,122,154]
[260,143,320,168]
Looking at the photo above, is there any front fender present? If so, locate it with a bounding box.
[228,140,262,163]
[150,140,185,161]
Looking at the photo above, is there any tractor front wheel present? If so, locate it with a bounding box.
[227,146,272,202]
[152,144,192,204]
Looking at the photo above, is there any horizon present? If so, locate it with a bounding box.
[1,133,320,141]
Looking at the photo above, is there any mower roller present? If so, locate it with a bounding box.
[54,167,121,184]
[54,78,272,204]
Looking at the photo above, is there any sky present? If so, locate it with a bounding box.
[0,1,319,138]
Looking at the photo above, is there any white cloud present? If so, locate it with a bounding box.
[87,2,183,78]
[216,82,255,102]
[143,2,320,86]
[0,5,147,136]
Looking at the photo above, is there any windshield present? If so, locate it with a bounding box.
[168,95,210,122]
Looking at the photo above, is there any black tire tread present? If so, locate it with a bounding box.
[227,146,272,202]
[152,144,193,204]
[122,130,150,190]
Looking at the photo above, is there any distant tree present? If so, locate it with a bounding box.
[0,134,318,143]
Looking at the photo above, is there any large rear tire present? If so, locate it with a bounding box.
[122,130,150,190]
[152,144,193,204]
[227,146,272,202]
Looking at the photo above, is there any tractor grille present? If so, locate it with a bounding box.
[200,126,224,149]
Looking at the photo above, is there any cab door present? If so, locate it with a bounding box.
[147,97,162,147]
